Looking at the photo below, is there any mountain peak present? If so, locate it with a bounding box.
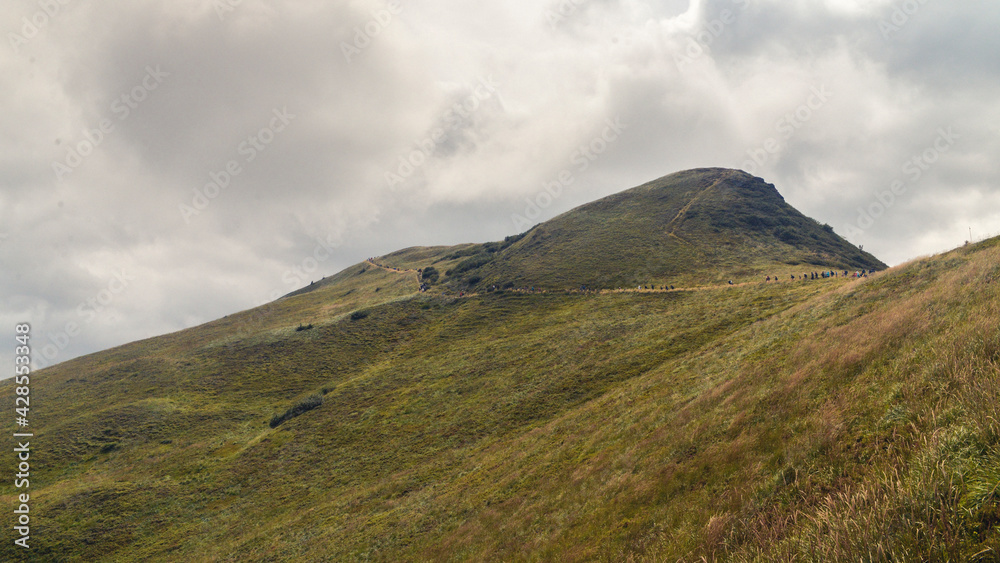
[435,168,884,290]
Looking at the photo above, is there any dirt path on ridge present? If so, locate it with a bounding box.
[366,258,423,292]
[365,257,873,299]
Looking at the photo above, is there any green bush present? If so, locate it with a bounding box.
[421,267,439,284]
[269,394,324,428]
[450,254,492,276]
[350,310,369,321]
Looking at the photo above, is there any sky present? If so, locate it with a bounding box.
[2,0,1000,372]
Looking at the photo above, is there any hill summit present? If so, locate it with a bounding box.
[383,168,886,291]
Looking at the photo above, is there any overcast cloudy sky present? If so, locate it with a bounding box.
[3,0,999,371]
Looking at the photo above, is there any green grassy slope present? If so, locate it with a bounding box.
[5,237,999,561]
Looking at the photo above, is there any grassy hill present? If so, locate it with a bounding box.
[417,168,885,291]
[5,170,999,562]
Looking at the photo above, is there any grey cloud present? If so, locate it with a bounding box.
[2,0,999,372]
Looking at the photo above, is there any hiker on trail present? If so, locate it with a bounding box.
[728,280,734,285]
[766,276,770,282]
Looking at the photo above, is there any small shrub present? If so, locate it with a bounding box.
[350,310,369,321]
[295,323,313,331]
[269,394,324,428]
[503,231,527,245]
[421,267,439,284]
[775,228,798,243]
[450,254,492,277]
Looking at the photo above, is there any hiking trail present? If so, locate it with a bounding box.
[366,257,875,299]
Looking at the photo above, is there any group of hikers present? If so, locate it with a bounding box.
[764,269,876,283]
[438,270,878,295]
[367,256,880,297]
[367,258,408,273]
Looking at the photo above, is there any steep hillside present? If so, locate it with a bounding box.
[6,172,999,562]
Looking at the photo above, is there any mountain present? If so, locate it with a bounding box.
[7,170,999,562]
[429,168,885,290]
[294,168,884,299]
